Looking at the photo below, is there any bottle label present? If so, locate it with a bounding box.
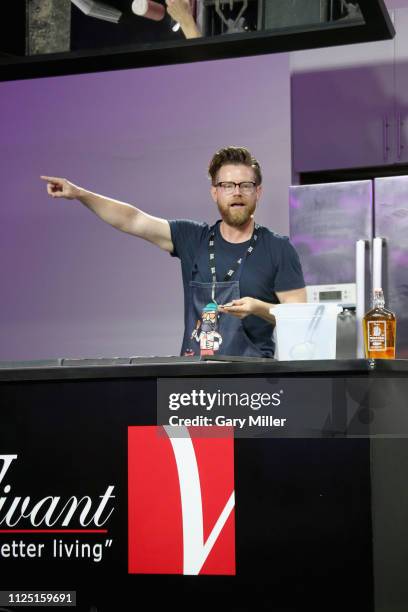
[368,321,387,351]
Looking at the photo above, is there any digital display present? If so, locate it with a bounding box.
[319,290,342,301]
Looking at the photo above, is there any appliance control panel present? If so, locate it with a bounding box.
[306,283,356,307]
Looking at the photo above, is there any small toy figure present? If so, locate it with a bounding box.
[191,302,223,356]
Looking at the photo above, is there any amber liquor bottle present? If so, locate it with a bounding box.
[363,288,396,359]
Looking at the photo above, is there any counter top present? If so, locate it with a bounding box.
[1,355,407,382]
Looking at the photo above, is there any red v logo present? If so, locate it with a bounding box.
[163,426,235,574]
[128,426,236,575]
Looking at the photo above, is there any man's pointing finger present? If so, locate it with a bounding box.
[40,176,61,183]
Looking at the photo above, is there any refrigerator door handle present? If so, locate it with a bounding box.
[397,111,404,161]
[373,236,384,291]
[383,116,391,163]
[356,240,367,358]
[397,111,401,161]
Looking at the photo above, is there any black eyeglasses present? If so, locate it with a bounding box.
[215,181,257,195]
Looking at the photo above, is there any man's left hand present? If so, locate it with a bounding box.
[166,0,192,23]
[165,0,202,39]
[218,297,263,320]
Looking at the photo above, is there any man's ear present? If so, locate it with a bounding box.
[210,185,218,203]
[256,185,263,202]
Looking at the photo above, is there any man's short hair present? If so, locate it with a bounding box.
[208,146,262,186]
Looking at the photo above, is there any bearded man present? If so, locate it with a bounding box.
[41,146,305,357]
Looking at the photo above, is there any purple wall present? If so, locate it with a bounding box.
[0,53,290,359]
[386,0,408,8]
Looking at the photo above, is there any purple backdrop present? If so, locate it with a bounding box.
[0,54,290,359]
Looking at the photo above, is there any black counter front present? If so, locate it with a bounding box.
[0,358,407,611]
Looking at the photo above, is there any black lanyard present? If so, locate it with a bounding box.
[208,223,259,301]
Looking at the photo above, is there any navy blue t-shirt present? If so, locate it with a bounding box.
[169,219,305,357]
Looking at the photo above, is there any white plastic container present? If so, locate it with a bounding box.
[271,303,342,360]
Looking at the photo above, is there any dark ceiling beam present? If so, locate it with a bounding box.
[0,0,396,81]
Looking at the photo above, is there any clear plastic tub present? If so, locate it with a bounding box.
[271,303,342,360]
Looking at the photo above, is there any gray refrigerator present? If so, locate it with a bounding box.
[289,176,408,358]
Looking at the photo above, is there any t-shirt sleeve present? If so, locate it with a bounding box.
[168,219,207,261]
[273,236,305,292]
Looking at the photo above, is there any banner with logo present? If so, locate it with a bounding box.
[0,376,378,611]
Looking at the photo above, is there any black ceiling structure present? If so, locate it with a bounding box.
[0,0,395,82]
